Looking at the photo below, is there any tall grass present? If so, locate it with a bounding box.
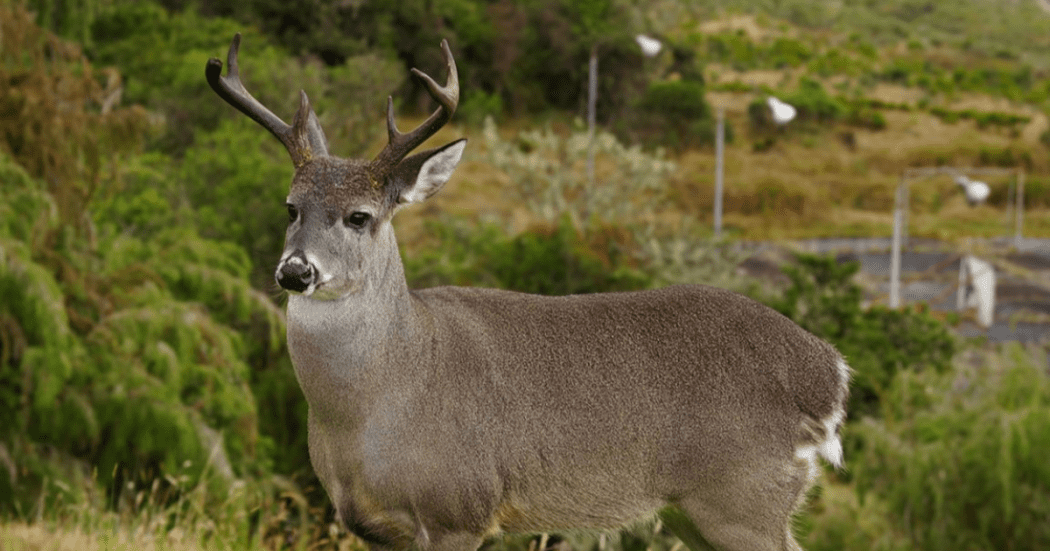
[851,343,1050,551]
[1,466,360,551]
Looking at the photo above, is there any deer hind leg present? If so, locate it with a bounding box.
[660,456,815,551]
[422,530,485,551]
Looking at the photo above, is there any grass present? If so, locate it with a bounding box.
[0,521,243,551]
[0,468,365,551]
[398,117,1048,247]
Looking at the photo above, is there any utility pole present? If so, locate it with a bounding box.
[890,175,905,308]
[714,107,725,239]
[586,46,598,197]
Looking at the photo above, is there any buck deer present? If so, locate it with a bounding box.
[206,34,850,551]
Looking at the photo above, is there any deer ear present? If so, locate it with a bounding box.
[392,139,466,205]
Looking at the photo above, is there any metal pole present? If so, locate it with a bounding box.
[1015,170,1025,249]
[586,46,598,197]
[890,175,905,308]
[714,107,724,239]
[901,180,910,249]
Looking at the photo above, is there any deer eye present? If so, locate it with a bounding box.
[286,204,299,222]
[343,211,371,229]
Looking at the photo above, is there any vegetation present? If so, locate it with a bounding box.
[3,0,1050,550]
[766,254,956,418]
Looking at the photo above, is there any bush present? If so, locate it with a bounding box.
[784,78,844,125]
[0,154,279,514]
[89,2,401,157]
[404,215,651,296]
[631,80,719,150]
[481,116,676,227]
[748,98,775,131]
[765,254,956,418]
[845,106,886,130]
[853,343,1050,550]
[459,89,505,126]
[637,80,710,121]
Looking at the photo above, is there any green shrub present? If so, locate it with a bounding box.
[853,343,1050,550]
[404,215,651,295]
[749,80,847,132]
[175,120,294,288]
[929,106,1031,128]
[633,80,720,150]
[89,3,401,157]
[0,154,279,514]
[638,80,710,121]
[808,49,866,77]
[768,37,813,68]
[704,31,759,71]
[765,254,956,418]
[459,89,505,126]
[845,106,886,130]
[489,217,650,295]
[785,78,845,125]
[748,98,775,131]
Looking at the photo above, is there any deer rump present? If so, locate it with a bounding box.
[310,284,847,547]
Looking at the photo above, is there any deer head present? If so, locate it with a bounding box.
[206,34,465,300]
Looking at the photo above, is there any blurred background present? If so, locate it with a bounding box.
[1,0,1049,549]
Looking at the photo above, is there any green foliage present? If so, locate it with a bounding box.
[176,120,294,287]
[631,80,721,151]
[89,2,401,157]
[808,49,869,77]
[844,106,886,131]
[459,89,505,126]
[699,31,813,71]
[748,80,848,133]
[317,0,644,118]
[766,254,956,418]
[0,9,290,513]
[88,2,245,145]
[404,215,650,295]
[853,344,1050,550]
[929,107,1031,129]
[489,218,650,295]
[784,78,844,125]
[0,151,280,515]
[24,0,104,44]
[90,152,179,237]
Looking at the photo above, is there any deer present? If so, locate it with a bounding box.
[206,34,850,551]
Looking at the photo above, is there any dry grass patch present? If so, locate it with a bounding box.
[0,522,209,551]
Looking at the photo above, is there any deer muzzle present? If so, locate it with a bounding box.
[276,251,315,294]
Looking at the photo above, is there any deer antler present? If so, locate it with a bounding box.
[372,39,459,172]
[206,33,329,167]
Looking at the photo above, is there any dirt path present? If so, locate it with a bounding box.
[1039,0,1050,15]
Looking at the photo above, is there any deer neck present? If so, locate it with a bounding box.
[285,225,425,422]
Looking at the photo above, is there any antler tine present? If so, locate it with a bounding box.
[374,39,459,170]
[206,33,320,167]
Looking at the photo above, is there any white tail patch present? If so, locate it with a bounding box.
[816,408,845,468]
[816,358,850,469]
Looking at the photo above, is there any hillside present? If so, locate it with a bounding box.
[405,3,1050,247]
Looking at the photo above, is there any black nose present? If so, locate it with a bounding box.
[276,253,314,293]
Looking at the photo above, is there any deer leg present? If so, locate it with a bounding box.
[422,529,485,551]
[657,506,721,551]
[661,456,813,551]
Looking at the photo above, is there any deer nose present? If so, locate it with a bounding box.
[276,252,315,293]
